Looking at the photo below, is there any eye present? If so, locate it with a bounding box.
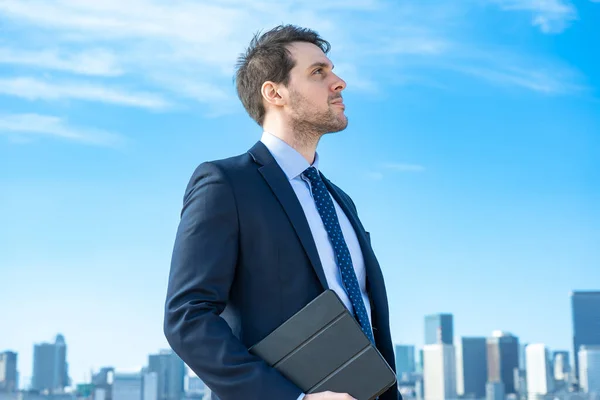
[313,68,323,75]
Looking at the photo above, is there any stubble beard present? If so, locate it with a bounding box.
[288,89,348,148]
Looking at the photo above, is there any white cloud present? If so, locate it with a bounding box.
[0,47,123,76]
[0,113,124,147]
[370,36,450,56]
[0,0,588,119]
[490,0,578,33]
[299,0,382,11]
[147,74,231,104]
[333,63,380,94]
[446,45,586,94]
[0,77,170,110]
[457,65,583,94]
[0,0,459,110]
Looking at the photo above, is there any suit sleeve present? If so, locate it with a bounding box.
[163,162,303,400]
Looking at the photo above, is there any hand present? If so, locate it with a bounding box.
[304,391,357,400]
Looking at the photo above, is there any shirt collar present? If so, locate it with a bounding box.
[260,131,320,181]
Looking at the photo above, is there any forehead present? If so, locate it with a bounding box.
[287,41,332,69]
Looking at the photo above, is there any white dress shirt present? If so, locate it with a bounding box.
[260,131,373,326]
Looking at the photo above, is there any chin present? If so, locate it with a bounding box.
[328,120,348,133]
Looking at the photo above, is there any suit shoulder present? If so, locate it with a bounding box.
[188,151,255,181]
[210,150,255,171]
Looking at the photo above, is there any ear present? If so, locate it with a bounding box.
[261,81,286,107]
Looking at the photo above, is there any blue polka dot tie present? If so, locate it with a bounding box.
[302,166,375,344]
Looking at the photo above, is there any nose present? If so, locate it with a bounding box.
[331,73,346,92]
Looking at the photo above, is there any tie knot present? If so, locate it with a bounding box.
[302,166,321,183]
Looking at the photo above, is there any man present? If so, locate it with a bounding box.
[163,25,399,400]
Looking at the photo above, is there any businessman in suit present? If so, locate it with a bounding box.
[164,25,399,400]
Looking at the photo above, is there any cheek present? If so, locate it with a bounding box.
[312,89,330,108]
[290,84,328,110]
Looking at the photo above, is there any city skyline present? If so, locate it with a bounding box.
[3,290,596,391]
[2,0,599,393]
[2,305,599,400]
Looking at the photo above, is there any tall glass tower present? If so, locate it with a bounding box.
[394,345,416,377]
[487,331,519,395]
[424,314,454,345]
[571,291,600,383]
[31,334,69,393]
[147,350,185,400]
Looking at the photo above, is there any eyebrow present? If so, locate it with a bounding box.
[307,61,334,71]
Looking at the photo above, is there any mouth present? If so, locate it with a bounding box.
[330,100,345,108]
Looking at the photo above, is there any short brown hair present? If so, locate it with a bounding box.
[235,24,331,126]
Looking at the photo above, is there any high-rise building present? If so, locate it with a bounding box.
[578,345,600,394]
[525,344,555,397]
[519,343,528,371]
[186,375,205,395]
[395,345,416,378]
[514,368,527,399]
[415,378,424,400]
[487,331,520,395]
[553,351,570,382]
[92,367,114,400]
[113,372,142,400]
[423,344,456,400]
[31,334,70,393]
[92,367,114,385]
[571,291,600,383]
[456,337,487,399]
[417,349,424,373]
[147,350,185,400]
[486,381,505,400]
[424,314,453,345]
[0,351,18,392]
[143,371,158,400]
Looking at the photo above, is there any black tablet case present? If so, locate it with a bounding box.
[249,290,397,400]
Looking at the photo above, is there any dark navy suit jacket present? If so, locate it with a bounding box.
[163,141,399,400]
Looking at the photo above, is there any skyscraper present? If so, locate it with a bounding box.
[456,337,488,399]
[186,375,205,395]
[147,350,185,400]
[31,334,70,393]
[571,291,600,383]
[487,331,520,395]
[525,344,555,397]
[552,351,570,382]
[394,345,416,378]
[578,345,600,394]
[486,381,505,400]
[418,349,424,373]
[112,372,142,400]
[424,314,453,345]
[519,343,528,371]
[92,367,114,400]
[514,368,527,399]
[0,351,18,392]
[423,344,456,400]
[143,371,158,400]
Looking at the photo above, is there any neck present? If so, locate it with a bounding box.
[263,118,321,165]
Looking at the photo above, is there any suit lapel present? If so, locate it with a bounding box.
[249,142,329,291]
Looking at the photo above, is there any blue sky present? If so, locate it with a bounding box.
[1,0,599,388]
